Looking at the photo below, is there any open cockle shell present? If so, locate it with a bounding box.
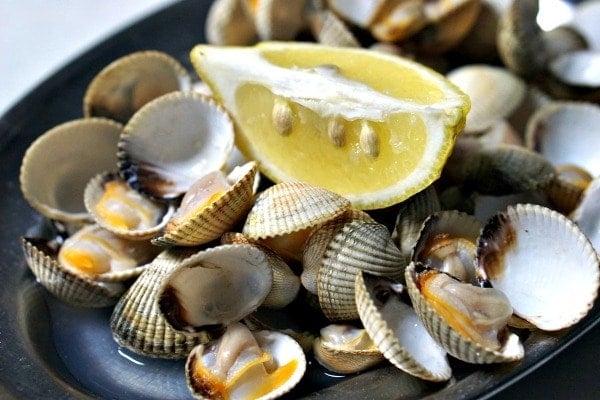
[185,322,306,400]
[405,262,524,364]
[477,203,600,331]
[118,91,235,199]
[22,237,126,308]
[412,210,482,285]
[20,118,122,225]
[83,50,192,124]
[157,244,273,334]
[355,271,451,382]
[525,101,600,177]
[310,219,405,321]
[220,232,300,309]
[312,324,385,374]
[84,171,174,241]
[109,248,210,358]
[153,161,259,247]
[57,224,159,283]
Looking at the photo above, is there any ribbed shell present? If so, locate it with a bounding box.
[394,185,440,258]
[20,118,122,225]
[118,91,234,199]
[153,162,258,246]
[308,9,360,47]
[355,271,451,381]
[542,165,592,215]
[477,203,600,331]
[109,248,208,358]
[312,324,384,374]
[83,50,191,124]
[312,220,405,321]
[242,181,351,240]
[84,171,174,241]
[301,208,374,294]
[22,237,125,308]
[405,263,524,364]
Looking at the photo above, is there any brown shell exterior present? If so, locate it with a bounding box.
[109,248,210,358]
[153,162,258,246]
[242,181,351,240]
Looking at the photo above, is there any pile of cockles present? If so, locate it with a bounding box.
[18,0,600,399]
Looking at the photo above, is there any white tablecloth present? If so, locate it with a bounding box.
[0,0,178,116]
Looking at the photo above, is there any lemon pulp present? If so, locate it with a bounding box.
[191,42,469,209]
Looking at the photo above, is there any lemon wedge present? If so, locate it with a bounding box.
[190,42,469,209]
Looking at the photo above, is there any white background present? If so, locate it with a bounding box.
[0,0,179,116]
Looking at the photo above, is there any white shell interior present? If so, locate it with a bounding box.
[119,91,234,198]
[480,204,599,331]
[162,244,273,329]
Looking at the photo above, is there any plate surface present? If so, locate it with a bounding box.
[1,1,599,399]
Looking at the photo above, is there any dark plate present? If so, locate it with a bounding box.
[1,0,599,398]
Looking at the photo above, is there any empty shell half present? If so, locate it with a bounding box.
[118,91,234,199]
[20,118,122,225]
[477,203,600,331]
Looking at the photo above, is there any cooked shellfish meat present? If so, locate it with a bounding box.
[186,322,306,400]
[91,176,167,231]
[58,224,157,278]
[417,269,513,350]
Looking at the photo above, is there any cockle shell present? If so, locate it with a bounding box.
[312,324,385,374]
[306,219,404,321]
[444,137,555,195]
[153,161,259,246]
[118,91,234,199]
[252,0,309,41]
[83,50,191,124]
[308,8,361,47]
[301,207,374,294]
[20,118,122,225]
[242,181,351,260]
[110,248,210,358]
[157,244,273,334]
[185,322,306,400]
[497,0,546,77]
[412,210,482,284]
[57,224,159,283]
[571,176,600,254]
[393,185,440,259]
[221,232,300,309]
[205,0,257,45]
[22,236,125,308]
[525,101,600,177]
[405,262,524,364]
[355,271,451,381]
[446,64,526,133]
[477,203,600,331]
[84,171,174,241]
